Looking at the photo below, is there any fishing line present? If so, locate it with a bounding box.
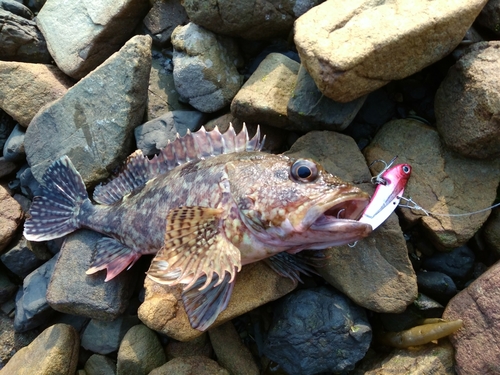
[398,196,500,217]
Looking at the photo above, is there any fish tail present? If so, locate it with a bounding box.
[24,156,89,241]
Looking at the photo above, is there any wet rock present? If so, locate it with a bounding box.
[116,324,167,375]
[421,245,475,282]
[294,0,487,102]
[2,124,25,161]
[13,255,57,332]
[182,0,320,40]
[364,119,500,248]
[263,287,372,375]
[1,236,45,279]
[25,35,152,186]
[208,321,259,375]
[287,65,367,132]
[0,313,39,368]
[483,207,500,257]
[0,185,23,252]
[435,41,500,159]
[138,262,296,341]
[135,111,206,155]
[149,356,229,375]
[231,53,299,129]
[166,333,213,360]
[171,23,243,113]
[416,271,458,304]
[37,0,149,79]
[443,260,500,374]
[142,0,188,45]
[476,0,500,36]
[0,8,51,63]
[0,323,79,375]
[84,354,117,375]
[46,230,135,321]
[0,61,73,128]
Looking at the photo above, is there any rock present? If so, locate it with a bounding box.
[36,0,150,79]
[84,354,117,375]
[13,256,57,332]
[435,41,500,159]
[294,0,487,102]
[182,0,321,40]
[0,323,79,375]
[208,321,259,375]
[476,0,500,36]
[231,53,299,129]
[263,287,372,375]
[0,313,39,368]
[364,119,500,249]
[416,271,458,305]
[171,23,243,113]
[0,110,15,151]
[1,236,45,279]
[443,260,500,374]
[138,261,296,341]
[17,166,40,199]
[421,245,475,282]
[0,157,17,178]
[483,208,500,257]
[0,185,23,252]
[25,35,152,186]
[116,324,167,375]
[0,271,17,304]
[165,333,213,360]
[134,111,206,155]
[2,124,25,161]
[81,315,141,355]
[0,0,33,19]
[142,0,188,45]
[0,8,51,63]
[149,356,229,375]
[0,61,73,128]
[46,230,136,321]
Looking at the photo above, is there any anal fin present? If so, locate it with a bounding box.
[264,252,324,283]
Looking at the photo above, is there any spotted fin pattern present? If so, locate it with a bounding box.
[93,124,264,205]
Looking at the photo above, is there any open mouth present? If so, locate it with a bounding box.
[309,194,370,231]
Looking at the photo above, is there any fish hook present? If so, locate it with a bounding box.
[369,156,398,185]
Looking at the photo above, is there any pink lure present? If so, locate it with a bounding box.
[358,163,412,230]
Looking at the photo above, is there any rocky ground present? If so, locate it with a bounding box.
[1,0,500,374]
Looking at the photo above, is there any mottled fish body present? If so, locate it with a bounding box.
[24,125,372,330]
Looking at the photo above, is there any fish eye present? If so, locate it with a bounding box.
[402,165,411,174]
[290,159,319,183]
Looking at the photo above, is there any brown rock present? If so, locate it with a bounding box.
[435,41,500,159]
[443,261,500,375]
[482,208,500,257]
[0,185,23,253]
[138,262,296,341]
[149,356,229,375]
[294,0,488,102]
[0,61,73,127]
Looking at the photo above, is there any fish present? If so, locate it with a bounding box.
[24,125,372,330]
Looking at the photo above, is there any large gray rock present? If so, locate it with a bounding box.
[294,0,488,102]
[172,23,243,113]
[25,35,152,187]
[36,0,149,79]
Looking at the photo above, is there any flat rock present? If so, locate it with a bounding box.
[138,261,296,341]
[231,53,299,129]
[364,119,500,249]
[25,35,151,186]
[0,61,72,127]
[294,0,487,102]
[0,185,23,252]
[46,230,136,321]
[172,23,243,113]
[0,323,79,375]
[36,0,149,79]
[435,41,500,159]
[149,356,229,375]
[443,261,500,375]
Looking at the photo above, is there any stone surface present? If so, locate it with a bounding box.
[84,354,117,375]
[364,119,500,249]
[0,61,73,128]
[208,321,259,375]
[417,271,458,305]
[476,0,500,36]
[172,23,243,113]
[435,41,500,159]
[483,207,500,257]
[46,230,136,321]
[2,124,25,161]
[421,245,475,282]
[116,324,167,375]
[1,236,46,279]
[0,185,23,252]
[138,261,296,341]
[231,53,299,129]
[25,35,151,186]
[0,323,79,375]
[287,65,367,131]
[142,0,188,45]
[182,0,321,40]
[294,0,487,102]
[0,157,17,178]
[165,333,213,360]
[149,356,229,375]
[443,261,500,375]
[0,271,17,304]
[263,287,372,375]
[37,0,150,79]
[0,313,39,368]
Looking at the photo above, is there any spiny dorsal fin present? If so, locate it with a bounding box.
[93,124,264,205]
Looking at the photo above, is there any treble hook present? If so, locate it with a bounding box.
[369,156,398,185]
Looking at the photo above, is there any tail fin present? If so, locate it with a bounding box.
[24,156,89,241]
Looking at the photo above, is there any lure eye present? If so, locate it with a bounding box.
[291,159,319,183]
[402,165,411,174]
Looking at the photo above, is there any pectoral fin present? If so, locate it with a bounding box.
[265,252,322,283]
[147,206,242,290]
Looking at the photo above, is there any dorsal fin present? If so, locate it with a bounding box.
[93,124,264,205]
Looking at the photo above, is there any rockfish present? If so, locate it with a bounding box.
[24,125,372,330]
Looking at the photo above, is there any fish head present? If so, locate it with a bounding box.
[225,153,372,251]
